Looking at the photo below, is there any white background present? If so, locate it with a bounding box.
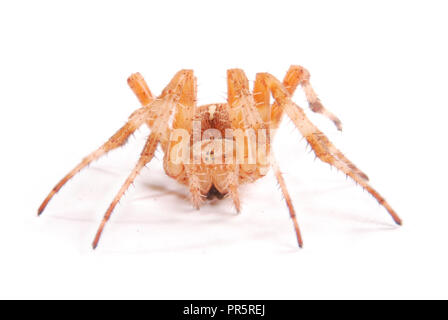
[1,0,447,299]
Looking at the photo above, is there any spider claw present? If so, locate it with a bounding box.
[190,194,203,210]
[309,100,343,131]
[233,200,241,214]
[333,119,343,131]
[359,172,369,181]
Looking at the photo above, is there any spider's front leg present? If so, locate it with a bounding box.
[251,70,306,246]
[37,74,155,216]
[258,72,402,226]
[92,70,195,248]
[226,69,268,212]
[92,132,158,249]
[38,69,195,249]
[227,69,304,245]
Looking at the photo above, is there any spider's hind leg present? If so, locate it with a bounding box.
[271,154,303,248]
[259,72,401,226]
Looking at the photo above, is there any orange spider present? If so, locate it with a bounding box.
[38,66,402,249]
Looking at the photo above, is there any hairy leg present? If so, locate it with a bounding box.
[257,73,401,225]
[271,154,303,247]
[169,72,200,208]
[255,65,342,132]
[38,106,152,215]
[227,69,269,180]
[226,169,241,213]
[227,69,264,163]
[129,71,197,153]
[39,74,158,216]
[92,133,158,249]
[91,70,196,248]
[215,164,241,213]
[127,72,154,106]
[39,69,196,248]
[288,65,342,131]
[227,69,264,130]
[254,66,301,129]
[185,165,205,210]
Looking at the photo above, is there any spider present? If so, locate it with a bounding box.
[38,66,402,249]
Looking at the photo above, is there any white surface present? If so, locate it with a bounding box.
[1,0,447,299]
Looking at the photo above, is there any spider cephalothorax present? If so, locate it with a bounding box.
[38,66,402,249]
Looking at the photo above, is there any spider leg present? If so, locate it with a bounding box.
[258,73,402,225]
[219,164,241,213]
[296,66,342,131]
[227,68,269,172]
[255,65,342,132]
[167,71,200,209]
[225,69,271,211]
[291,65,342,131]
[185,165,205,210]
[37,106,152,216]
[38,74,157,216]
[131,70,196,152]
[92,133,158,249]
[227,69,264,130]
[271,154,303,247]
[254,66,301,129]
[127,72,154,106]
[227,168,241,213]
[92,69,195,248]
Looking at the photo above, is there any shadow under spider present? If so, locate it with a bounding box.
[133,181,190,202]
[304,205,400,229]
[89,165,124,177]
